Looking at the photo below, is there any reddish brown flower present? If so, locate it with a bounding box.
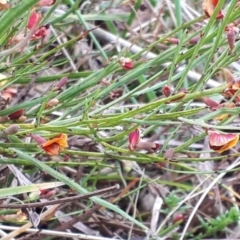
[41,134,68,156]
[202,0,224,19]
[119,57,134,70]
[208,130,239,153]
[128,128,160,153]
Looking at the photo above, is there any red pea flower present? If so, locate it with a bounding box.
[31,25,49,41]
[31,134,68,156]
[28,11,42,30]
[129,128,140,151]
[208,130,239,153]
[27,11,49,41]
[128,128,160,153]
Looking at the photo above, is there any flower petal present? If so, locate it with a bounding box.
[42,143,61,156]
[214,102,235,120]
[28,11,41,30]
[37,0,56,6]
[31,134,47,145]
[219,68,235,83]
[119,57,134,70]
[128,129,140,151]
[201,97,220,110]
[209,130,239,153]
[202,0,224,19]
[41,133,68,149]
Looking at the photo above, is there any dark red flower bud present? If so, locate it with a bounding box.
[8,109,24,120]
[162,85,172,97]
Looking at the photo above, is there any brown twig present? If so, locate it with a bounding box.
[54,204,102,231]
[0,184,119,209]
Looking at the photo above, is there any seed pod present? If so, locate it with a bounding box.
[3,124,19,135]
